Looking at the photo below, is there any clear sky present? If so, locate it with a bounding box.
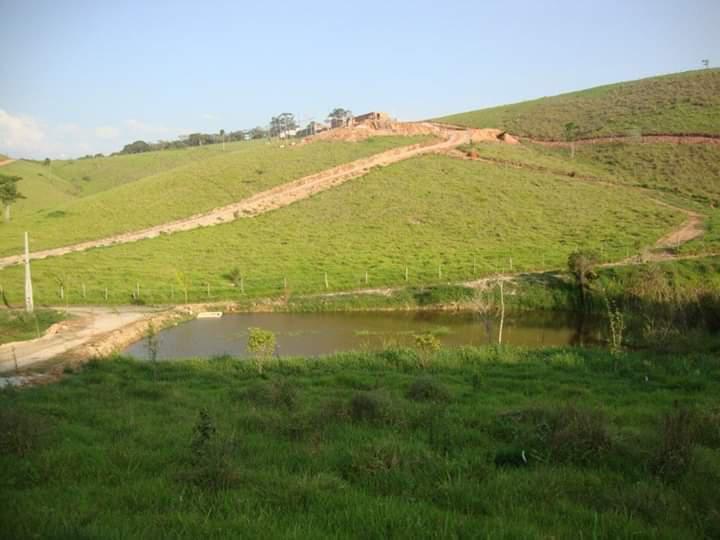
[1,0,718,158]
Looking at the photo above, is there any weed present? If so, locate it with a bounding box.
[0,408,50,457]
[348,391,391,423]
[652,406,697,482]
[406,377,450,402]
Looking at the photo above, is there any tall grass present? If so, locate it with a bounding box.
[1,347,719,537]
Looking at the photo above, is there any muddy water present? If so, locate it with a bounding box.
[124,311,604,360]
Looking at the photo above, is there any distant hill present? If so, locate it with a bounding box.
[435,69,720,139]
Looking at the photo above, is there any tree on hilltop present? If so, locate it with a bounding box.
[327,108,352,126]
[0,173,25,222]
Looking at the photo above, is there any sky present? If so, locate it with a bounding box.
[1,0,718,159]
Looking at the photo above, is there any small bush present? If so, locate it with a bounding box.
[652,407,697,482]
[181,409,239,490]
[0,408,50,457]
[492,405,611,465]
[242,379,297,410]
[549,405,612,465]
[349,391,390,423]
[247,327,276,374]
[406,377,450,402]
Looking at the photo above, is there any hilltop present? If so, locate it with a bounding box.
[435,69,720,139]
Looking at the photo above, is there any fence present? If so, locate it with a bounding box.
[0,244,643,307]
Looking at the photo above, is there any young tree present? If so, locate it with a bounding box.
[247,327,276,374]
[0,174,25,222]
[567,250,600,309]
[564,122,580,159]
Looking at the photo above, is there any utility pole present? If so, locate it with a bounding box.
[24,232,34,313]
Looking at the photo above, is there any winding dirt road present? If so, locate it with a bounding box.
[0,129,470,269]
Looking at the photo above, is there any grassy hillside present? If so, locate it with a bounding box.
[0,154,682,305]
[436,69,720,139]
[2,349,719,538]
[0,160,78,217]
[47,141,251,197]
[0,136,428,256]
[565,143,720,207]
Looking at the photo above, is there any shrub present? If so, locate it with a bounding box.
[242,379,297,411]
[0,408,50,457]
[247,327,276,374]
[406,377,450,402]
[182,409,239,490]
[414,333,441,368]
[492,404,611,465]
[652,406,697,482]
[349,391,390,423]
[549,405,612,465]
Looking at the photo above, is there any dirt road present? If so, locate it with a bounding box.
[0,159,15,167]
[0,130,470,269]
[0,306,164,373]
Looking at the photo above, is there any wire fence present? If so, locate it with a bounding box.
[0,246,643,306]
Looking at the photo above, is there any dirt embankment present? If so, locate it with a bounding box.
[0,159,15,167]
[310,121,519,144]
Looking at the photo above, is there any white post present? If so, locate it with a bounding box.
[498,280,505,345]
[24,232,34,313]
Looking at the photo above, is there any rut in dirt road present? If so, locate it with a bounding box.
[0,129,470,269]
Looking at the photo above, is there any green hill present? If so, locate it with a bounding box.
[0,153,682,305]
[0,136,427,256]
[436,69,720,139]
[47,141,251,197]
[0,160,78,217]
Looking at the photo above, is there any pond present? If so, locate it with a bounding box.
[123,310,605,360]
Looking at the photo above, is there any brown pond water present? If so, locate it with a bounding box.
[124,311,605,360]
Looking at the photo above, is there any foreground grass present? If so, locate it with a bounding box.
[436,69,720,139]
[0,154,682,305]
[0,309,65,345]
[1,348,719,538]
[0,136,430,256]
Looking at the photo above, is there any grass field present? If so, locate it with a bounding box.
[0,309,65,345]
[0,160,78,217]
[436,69,720,139]
[1,348,719,538]
[0,154,683,305]
[0,136,429,256]
[564,143,720,208]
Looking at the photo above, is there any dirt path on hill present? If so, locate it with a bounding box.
[0,159,15,167]
[0,129,471,270]
[432,122,720,146]
[524,134,720,147]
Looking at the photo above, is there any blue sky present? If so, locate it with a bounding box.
[1,0,718,158]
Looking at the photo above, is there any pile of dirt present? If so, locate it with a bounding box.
[308,121,519,144]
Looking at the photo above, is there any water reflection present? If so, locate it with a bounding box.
[124,311,605,360]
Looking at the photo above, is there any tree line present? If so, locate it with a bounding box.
[116,108,354,156]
